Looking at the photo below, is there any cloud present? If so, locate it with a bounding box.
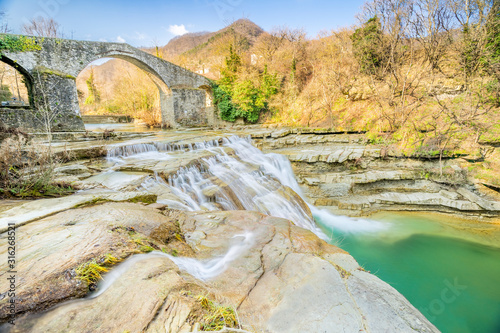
[168,24,189,36]
[134,31,148,40]
[116,36,126,43]
[99,38,108,42]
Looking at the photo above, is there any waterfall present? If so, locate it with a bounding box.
[85,135,386,297]
[107,139,221,158]
[105,136,384,239]
[106,139,222,164]
[223,136,387,235]
[147,136,327,238]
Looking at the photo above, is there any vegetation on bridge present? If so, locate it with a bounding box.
[0,34,42,54]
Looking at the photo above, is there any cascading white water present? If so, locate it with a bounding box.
[108,136,384,240]
[224,136,387,234]
[106,139,221,164]
[107,139,221,157]
[159,136,327,237]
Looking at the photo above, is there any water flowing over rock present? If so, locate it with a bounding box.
[0,131,450,332]
[1,208,438,333]
[106,136,326,237]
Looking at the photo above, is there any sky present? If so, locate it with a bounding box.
[0,0,366,47]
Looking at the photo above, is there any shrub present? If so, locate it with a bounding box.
[0,132,74,198]
[212,61,280,123]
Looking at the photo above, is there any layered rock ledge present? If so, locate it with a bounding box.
[254,132,500,218]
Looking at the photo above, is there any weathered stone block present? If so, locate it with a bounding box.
[172,88,208,127]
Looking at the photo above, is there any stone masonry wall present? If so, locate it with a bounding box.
[0,108,42,130]
[172,88,208,127]
[31,71,85,132]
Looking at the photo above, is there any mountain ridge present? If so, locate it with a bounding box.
[162,18,264,59]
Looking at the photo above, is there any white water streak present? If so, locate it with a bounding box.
[91,232,254,299]
[312,208,387,234]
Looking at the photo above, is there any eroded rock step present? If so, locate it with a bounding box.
[260,133,500,217]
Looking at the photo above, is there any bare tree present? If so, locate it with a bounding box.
[271,26,308,68]
[253,32,284,63]
[355,0,425,137]
[0,11,10,33]
[412,0,454,71]
[269,26,310,96]
[33,71,61,143]
[22,17,61,38]
[307,29,359,127]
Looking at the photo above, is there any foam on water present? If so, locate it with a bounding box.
[312,207,388,234]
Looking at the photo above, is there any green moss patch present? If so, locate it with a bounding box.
[34,65,76,79]
[75,254,121,286]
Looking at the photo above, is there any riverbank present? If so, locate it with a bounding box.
[0,126,498,332]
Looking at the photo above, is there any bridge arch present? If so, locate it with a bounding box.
[74,51,171,90]
[0,34,214,131]
[77,57,170,127]
[0,55,34,106]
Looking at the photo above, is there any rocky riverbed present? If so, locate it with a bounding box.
[1,126,498,332]
[0,201,437,332]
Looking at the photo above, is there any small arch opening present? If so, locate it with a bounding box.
[0,60,32,108]
[198,85,213,107]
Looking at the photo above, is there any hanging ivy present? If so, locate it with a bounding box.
[0,35,42,54]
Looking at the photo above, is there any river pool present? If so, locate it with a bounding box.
[317,212,500,333]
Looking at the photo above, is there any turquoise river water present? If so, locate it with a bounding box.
[317,212,500,333]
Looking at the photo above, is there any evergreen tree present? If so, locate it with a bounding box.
[214,47,280,123]
[350,16,385,75]
[485,1,500,78]
[220,44,241,88]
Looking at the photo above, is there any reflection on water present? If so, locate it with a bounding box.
[317,212,500,333]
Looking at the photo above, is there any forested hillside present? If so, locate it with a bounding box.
[80,0,499,184]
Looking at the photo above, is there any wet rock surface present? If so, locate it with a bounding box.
[1,206,437,333]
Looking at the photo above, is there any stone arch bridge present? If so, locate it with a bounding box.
[0,34,214,132]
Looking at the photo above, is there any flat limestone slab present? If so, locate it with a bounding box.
[0,191,156,233]
[9,258,185,333]
[0,202,178,321]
